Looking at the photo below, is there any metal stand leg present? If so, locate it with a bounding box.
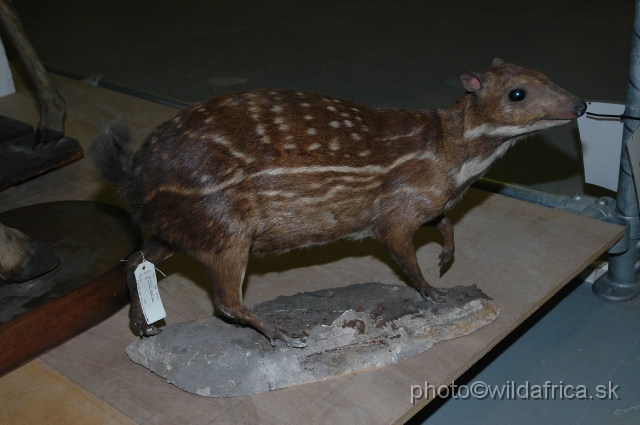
[593,0,640,301]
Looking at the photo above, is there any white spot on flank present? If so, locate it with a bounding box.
[251,114,259,119]
[361,125,369,131]
[296,92,305,97]
[152,169,245,201]
[283,143,297,149]
[271,105,283,112]
[327,106,337,112]
[285,135,294,140]
[351,133,361,140]
[329,121,340,128]
[330,141,340,150]
[340,112,349,118]
[359,150,371,156]
[212,135,230,146]
[279,124,290,131]
[344,120,354,127]
[274,117,284,124]
[307,128,317,135]
[356,116,363,121]
[205,117,213,124]
[304,115,313,120]
[350,107,360,112]
[269,91,277,95]
[301,103,310,107]
[308,143,321,150]
[332,99,341,103]
[248,106,259,112]
[381,128,422,141]
[211,135,255,163]
[256,125,266,135]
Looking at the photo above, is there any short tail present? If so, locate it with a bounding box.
[89,119,134,188]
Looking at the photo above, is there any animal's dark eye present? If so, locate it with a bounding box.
[509,89,527,102]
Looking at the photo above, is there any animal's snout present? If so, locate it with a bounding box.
[571,100,587,118]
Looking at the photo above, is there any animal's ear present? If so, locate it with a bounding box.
[460,72,483,93]
[492,57,505,67]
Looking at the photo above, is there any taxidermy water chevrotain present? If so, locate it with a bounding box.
[91,58,586,347]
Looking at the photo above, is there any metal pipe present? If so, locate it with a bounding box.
[44,64,192,110]
[592,0,640,301]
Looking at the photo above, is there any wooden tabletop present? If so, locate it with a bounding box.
[0,64,623,425]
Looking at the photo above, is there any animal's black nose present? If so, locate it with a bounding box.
[572,100,587,117]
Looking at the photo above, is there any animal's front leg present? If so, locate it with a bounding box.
[435,215,454,275]
[377,222,446,303]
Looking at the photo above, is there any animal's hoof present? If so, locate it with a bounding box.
[438,250,454,274]
[132,319,161,337]
[290,338,307,348]
[267,327,307,348]
[435,287,449,296]
[429,295,447,304]
[143,325,162,336]
[420,288,448,304]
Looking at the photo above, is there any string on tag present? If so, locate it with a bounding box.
[120,254,166,277]
[586,112,640,121]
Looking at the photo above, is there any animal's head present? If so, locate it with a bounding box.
[460,58,586,139]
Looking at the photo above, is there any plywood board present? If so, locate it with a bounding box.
[0,64,624,425]
[0,359,135,425]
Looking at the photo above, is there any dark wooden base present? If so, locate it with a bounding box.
[0,201,140,377]
[0,115,33,143]
[0,116,83,191]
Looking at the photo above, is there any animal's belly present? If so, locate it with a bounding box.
[250,179,379,253]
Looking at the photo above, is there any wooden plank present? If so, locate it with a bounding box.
[0,263,129,377]
[0,66,624,425]
[0,359,136,425]
[0,134,83,191]
[0,201,140,377]
[0,115,33,143]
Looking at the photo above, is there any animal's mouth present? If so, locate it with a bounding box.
[532,119,572,129]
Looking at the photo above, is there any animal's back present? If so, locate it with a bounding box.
[126,89,445,254]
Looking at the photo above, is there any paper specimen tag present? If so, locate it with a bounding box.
[134,260,166,324]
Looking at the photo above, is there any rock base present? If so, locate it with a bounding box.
[126,282,499,397]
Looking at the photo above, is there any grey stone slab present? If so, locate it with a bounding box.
[126,282,499,398]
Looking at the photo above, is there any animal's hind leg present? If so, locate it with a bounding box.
[125,235,175,336]
[195,233,306,348]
